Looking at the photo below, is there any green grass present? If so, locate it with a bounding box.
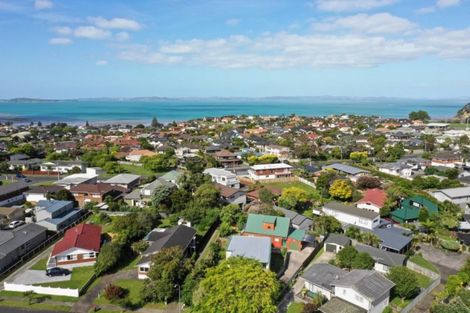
[449,123,468,130]
[262,181,317,195]
[409,255,440,274]
[0,180,13,186]
[415,271,433,289]
[120,164,159,177]
[36,266,95,289]
[0,290,78,303]
[197,228,220,264]
[287,302,304,313]
[31,258,48,271]
[390,296,412,309]
[33,181,56,186]
[0,299,71,311]
[94,279,145,307]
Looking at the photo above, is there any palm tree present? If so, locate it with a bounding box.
[360,232,381,247]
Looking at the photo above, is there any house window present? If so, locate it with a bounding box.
[139,267,149,272]
[67,255,77,261]
[83,252,95,259]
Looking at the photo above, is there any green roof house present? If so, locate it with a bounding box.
[243,213,305,250]
[391,195,438,223]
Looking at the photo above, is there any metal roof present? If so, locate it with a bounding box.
[323,201,379,220]
[226,235,271,264]
[323,163,368,175]
[355,243,407,267]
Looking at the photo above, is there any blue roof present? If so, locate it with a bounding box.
[37,200,73,213]
[373,226,412,252]
[43,209,81,226]
[227,235,271,264]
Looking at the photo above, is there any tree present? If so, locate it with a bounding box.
[418,207,430,222]
[409,110,430,121]
[313,216,342,236]
[192,257,279,313]
[141,150,177,172]
[152,185,176,212]
[329,179,353,201]
[141,246,191,303]
[359,232,381,247]
[278,187,310,211]
[352,252,375,270]
[46,189,75,202]
[193,183,220,209]
[131,240,149,254]
[104,284,127,301]
[350,151,368,163]
[356,176,381,189]
[336,246,358,269]
[316,170,337,196]
[345,226,361,240]
[259,188,275,204]
[387,266,420,299]
[95,242,123,276]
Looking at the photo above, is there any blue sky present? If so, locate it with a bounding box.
[0,0,470,99]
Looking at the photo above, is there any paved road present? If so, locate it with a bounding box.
[0,174,56,186]
[0,307,66,313]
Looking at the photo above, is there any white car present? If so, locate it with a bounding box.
[8,220,25,229]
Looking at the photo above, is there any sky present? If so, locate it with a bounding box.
[0,0,470,99]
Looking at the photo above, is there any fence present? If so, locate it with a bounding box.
[21,170,60,176]
[79,273,97,296]
[298,177,316,188]
[407,261,440,281]
[4,282,80,298]
[0,211,92,279]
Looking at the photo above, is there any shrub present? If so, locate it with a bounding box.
[104,284,127,301]
[440,240,460,252]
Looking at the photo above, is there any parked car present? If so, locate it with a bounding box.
[46,267,70,277]
[8,220,25,229]
[22,177,31,183]
[15,173,25,178]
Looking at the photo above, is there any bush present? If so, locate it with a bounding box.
[104,284,127,301]
[440,240,460,252]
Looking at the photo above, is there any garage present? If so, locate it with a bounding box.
[325,243,337,253]
[323,233,351,254]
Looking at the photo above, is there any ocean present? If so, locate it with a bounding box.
[0,98,467,125]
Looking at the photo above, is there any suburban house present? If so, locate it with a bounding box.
[322,201,381,230]
[54,141,78,154]
[248,163,293,180]
[124,178,175,207]
[215,184,246,208]
[355,243,407,273]
[391,195,439,223]
[324,233,351,254]
[40,161,85,174]
[137,225,196,279]
[0,206,24,225]
[48,224,101,269]
[430,186,470,210]
[226,235,271,269]
[302,263,346,300]
[242,214,306,250]
[275,206,313,230]
[55,169,99,189]
[320,269,395,313]
[125,149,157,162]
[203,168,240,188]
[24,185,65,203]
[8,158,42,171]
[159,170,183,186]
[373,225,413,254]
[35,200,82,232]
[263,145,291,160]
[357,189,387,213]
[246,186,282,202]
[322,163,369,182]
[0,182,28,207]
[70,183,126,207]
[0,223,47,271]
[214,150,242,168]
[378,162,415,180]
[431,151,462,168]
[104,174,141,192]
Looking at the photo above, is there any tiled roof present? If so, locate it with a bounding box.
[51,224,101,257]
[357,188,387,208]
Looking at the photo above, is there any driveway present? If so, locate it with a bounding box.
[10,270,70,285]
[311,250,335,265]
[279,246,314,283]
[418,244,468,280]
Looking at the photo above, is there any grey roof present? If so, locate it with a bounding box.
[302,263,347,292]
[123,188,141,200]
[104,174,140,184]
[319,297,366,313]
[0,224,47,258]
[333,270,395,303]
[323,201,379,220]
[323,163,368,175]
[160,170,183,182]
[433,187,470,199]
[36,200,72,213]
[138,225,196,265]
[226,235,271,264]
[325,233,351,247]
[355,243,407,267]
[373,226,412,252]
[143,178,174,192]
[0,182,28,197]
[275,206,313,230]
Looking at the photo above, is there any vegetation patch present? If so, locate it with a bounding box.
[409,255,439,273]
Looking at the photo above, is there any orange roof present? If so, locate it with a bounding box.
[357,188,387,208]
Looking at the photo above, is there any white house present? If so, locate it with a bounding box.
[322,201,380,230]
[302,263,346,300]
[263,145,291,160]
[40,161,85,174]
[355,244,407,274]
[378,162,414,180]
[203,168,240,189]
[248,163,293,180]
[430,186,470,209]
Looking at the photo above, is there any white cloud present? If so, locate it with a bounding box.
[312,13,415,34]
[74,26,111,40]
[314,0,397,12]
[96,60,108,66]
[115,31,130,41]
[88,17,141,31]
[416,7,436,14]
[34,0,53,10]
[52,26,72,35]
[116,27,470,69]
[49,37,72,45]
[226,18,240,26]
[436,0,460,8]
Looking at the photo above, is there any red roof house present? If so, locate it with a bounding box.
[357,188,387,213]
[48,224,102,269]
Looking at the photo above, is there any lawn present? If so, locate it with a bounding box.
[0,179,13,186]
[262,181,317,196]
[95,279,145,307]
[415,271,433,289]
[0,299,71,312]
[36,266,95,289]
[409,255,440,274]
[287,302,305,313]
[31,258,48,271]
[449,123,468,130]
[120,164,159,177]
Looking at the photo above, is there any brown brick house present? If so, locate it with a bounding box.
[70,183,126,206]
